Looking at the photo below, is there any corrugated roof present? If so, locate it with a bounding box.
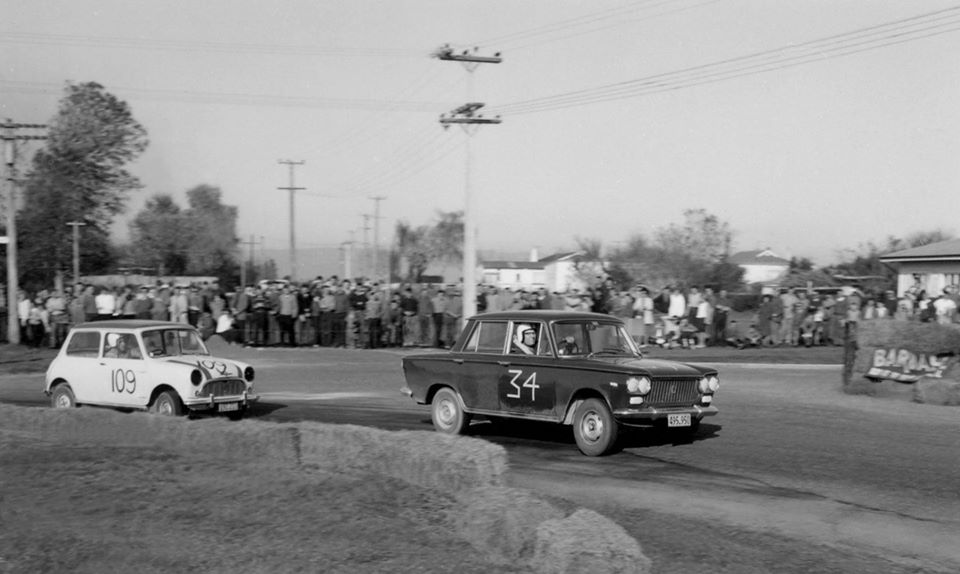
[880,238,960,261]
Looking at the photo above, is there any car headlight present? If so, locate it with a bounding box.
[191,369,203,386]
[699,376,720,393]
[626,376,651,395]
[244,366,255,382]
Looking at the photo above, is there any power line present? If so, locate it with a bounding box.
[490,6,960,116]
[0,80,452,112]
[0,30,422,58]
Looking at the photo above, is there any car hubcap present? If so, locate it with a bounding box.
[437,399,455,426]
[581,411,603,443]
[158,400,171,415]
[56,394,70,408]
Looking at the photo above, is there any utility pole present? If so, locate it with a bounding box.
[277,159,305,281]
[369,195,386,282]
[340,232,355,280]
[360,213,371,280]
[2,119,47,344]
[239,235,261,288]
[66,221,86,286]
[435,46,502,318]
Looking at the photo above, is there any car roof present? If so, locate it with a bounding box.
[71,320,196,331]
[469,310,623,323]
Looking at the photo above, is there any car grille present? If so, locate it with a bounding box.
[198,380,246,398]
[647,378,700,407]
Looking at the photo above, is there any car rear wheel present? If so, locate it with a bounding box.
[151,390,184,417]
[50,384,77,409]
[573,398,619,456]
[431,387,470,435]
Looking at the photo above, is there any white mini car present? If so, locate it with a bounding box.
[44,320,258,418]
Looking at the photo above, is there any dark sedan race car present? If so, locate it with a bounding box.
[401,310,719,456]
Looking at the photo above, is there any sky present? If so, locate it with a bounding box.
[3,0,960,276]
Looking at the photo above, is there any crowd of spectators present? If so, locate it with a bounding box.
[5,275,959,351]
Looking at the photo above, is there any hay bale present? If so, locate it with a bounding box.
[914,379,960,406]
[451,486,564,565]
[295,423,507,491]
[532,508,652,574]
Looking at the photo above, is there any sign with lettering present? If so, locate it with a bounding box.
[866,348,957,383]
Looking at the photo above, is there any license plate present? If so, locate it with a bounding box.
[218,402,239,412]
[667,414,690,427]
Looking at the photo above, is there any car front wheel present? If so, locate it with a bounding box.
[50,384,77,409]
[572,398,619,456]
[151,390,184,417]
[431,387,470,435]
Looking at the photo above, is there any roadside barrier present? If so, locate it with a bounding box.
[0,404,651,573]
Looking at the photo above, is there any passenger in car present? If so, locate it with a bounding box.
[511,324,537,355]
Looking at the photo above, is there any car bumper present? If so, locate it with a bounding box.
[613,404,718,425]
[183,393,259,411]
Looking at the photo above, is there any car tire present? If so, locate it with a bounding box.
[151,390,184,417]
[573,398,619,456]
[431,387,470,435]
[50,384,77,409]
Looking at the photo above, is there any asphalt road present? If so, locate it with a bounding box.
[5,345,959,573]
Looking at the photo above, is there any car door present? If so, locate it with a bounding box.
[454,320,510,412]
[58,330,103,404]
[97,332,150,407]
[497,322,558,419]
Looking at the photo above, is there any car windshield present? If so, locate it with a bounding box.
[552,321,640,357]
[141,328,210,357]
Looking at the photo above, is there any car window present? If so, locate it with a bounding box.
[143,328,210,357]
[102,333,143,360]
[463,321,508,354]
[65,331,100,358]
[587,323,636,355]
[553,323,585,356]
[508,322,551,356]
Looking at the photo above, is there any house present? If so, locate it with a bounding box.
[728,249,790,285]
[879,238,960,296]
[481,250,591,293]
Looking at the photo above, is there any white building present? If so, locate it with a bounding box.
[728,249,790,285]
[879,238,960,296]
[480,250,590,292]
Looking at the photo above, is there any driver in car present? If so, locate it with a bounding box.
[511,323,537,355]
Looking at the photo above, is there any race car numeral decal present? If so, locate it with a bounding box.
[506,369,539,401]
[200,360,228,375]
[111,369,136,394]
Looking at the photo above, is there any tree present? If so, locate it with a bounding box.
[654,208,733,265]
[393,221,429,282]
[182,185,239,277]
[129,194,189,275]
[392,211,464,282]
[17,81,148,286]
[128,185,240,285]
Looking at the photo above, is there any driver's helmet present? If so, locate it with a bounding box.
[516,323,535,339]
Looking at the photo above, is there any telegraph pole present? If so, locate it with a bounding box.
[369,195,386,282]
[435,46,502,318]
[277,160,305,281]
[66,221,86,286]
[2,119,47,344]
[239,235,261,288]
[360,213,371,280]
